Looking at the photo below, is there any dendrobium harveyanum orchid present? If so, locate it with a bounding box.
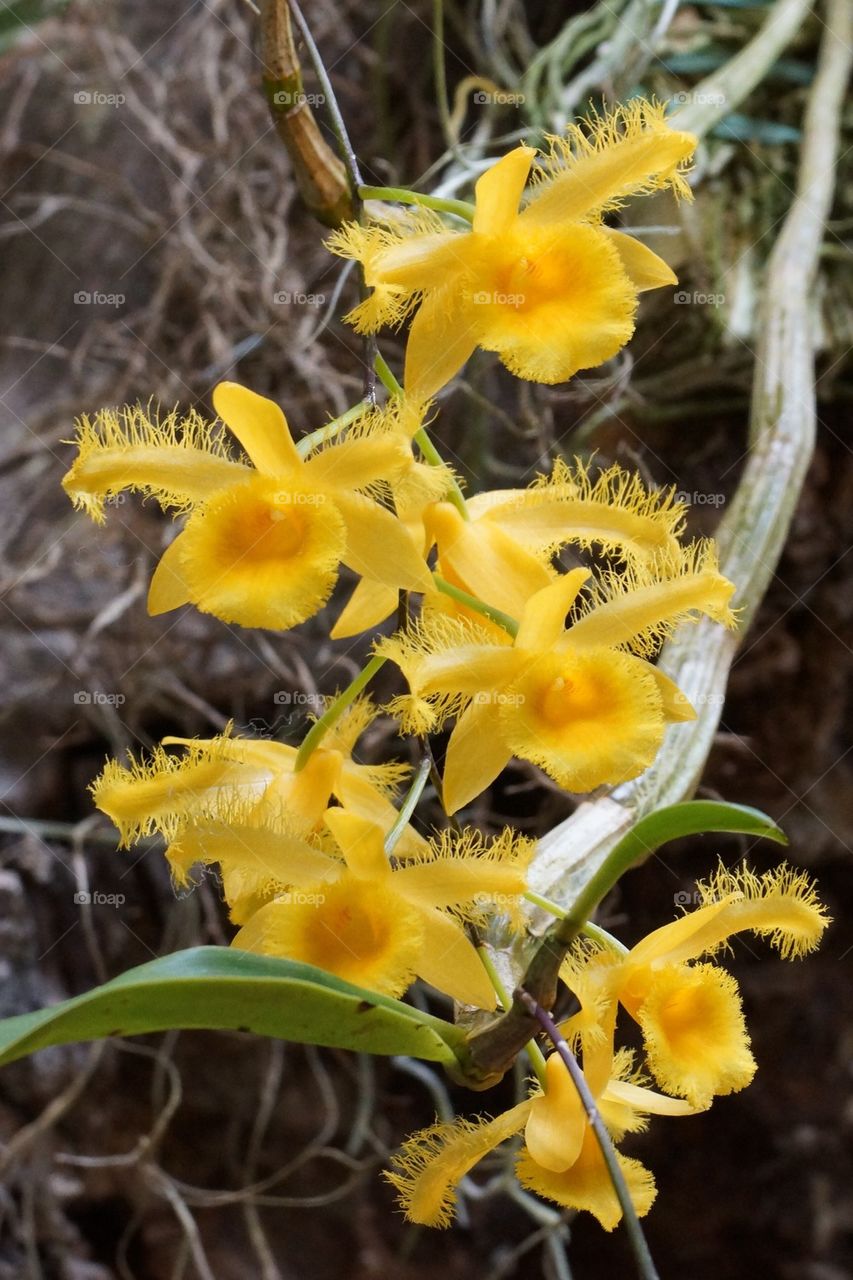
[58,98,830,1249]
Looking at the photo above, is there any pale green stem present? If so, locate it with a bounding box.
[296,402,370,457]
[358,185,475,223]
[478,946,547,1087]
[384,755,431,856]
[432,574,518,637]
[293,655,386,772]
[374,352,469,519]
[524,890,629,956]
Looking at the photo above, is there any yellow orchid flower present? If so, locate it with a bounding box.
[230,809,533,1006]
[386,1044,695,1231]
[328,100,695,397]
[562,864,830,1108]
[379,549,736,812]
[92,700,429,898]
[332,457,688,640]
[62,382,436,630]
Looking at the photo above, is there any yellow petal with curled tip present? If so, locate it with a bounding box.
[147,533,192,615]
[428,501,554,619]
[212,381,302,476]
[404,288,481,400]
[414,907,497,1008]
[442,698,513,814]
[524,1053,586,1172]
[473,145,535,236]
[602,229,679,291]
[301,432,409,493]
[514,569,590,650]
[392,854,527,916]
[336,491,432,592]
[323,808,391,881]
[331,577,399,639]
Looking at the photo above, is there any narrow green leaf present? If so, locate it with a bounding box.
[567,800,788,926]
[0,947,467,1069]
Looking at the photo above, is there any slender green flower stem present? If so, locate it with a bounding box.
[293,655,386,772]
[518,993,661,1280]
[477,947,547,1087]
[523,890,628,955]
[296,402,369,457]
[358,185,475,223]
[384,754,431,856]
[432,575,518,637]
[374,353,469,519]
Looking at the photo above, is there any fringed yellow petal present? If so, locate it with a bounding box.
[176,475,346,630]
[488,457,686,566]
[415,908,498,1008]
[565,540,737,657]
[472,145,535,236]
[500,648,664,792]
[212,382,301,475]
[516,1132,657,1231]
[233,874,424,998]
[524,1054,587,1172]
[392,850,529,919]
[91,739,273,846]
[635,962,756,1108]
[62,405,249,523]
[442,699,514,814]
[629,863,830,970]
[522,98,695,225]
[384,1102,532,1227]
[166,820,339,925]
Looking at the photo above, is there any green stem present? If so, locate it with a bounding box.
[432,575,518,637]
[477,947,547,1087]
[384,755,431,856]
[293,655,386,772]
[519,994,661,1280]
[358,185,475,223]
[524,890,628,955]
[374,352,469,520]
[296,402,370,457]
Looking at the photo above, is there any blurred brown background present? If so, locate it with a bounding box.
[0,1,850,1276]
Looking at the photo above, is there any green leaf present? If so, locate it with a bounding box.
[569,800,788,924]
[0,947,467,1070]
